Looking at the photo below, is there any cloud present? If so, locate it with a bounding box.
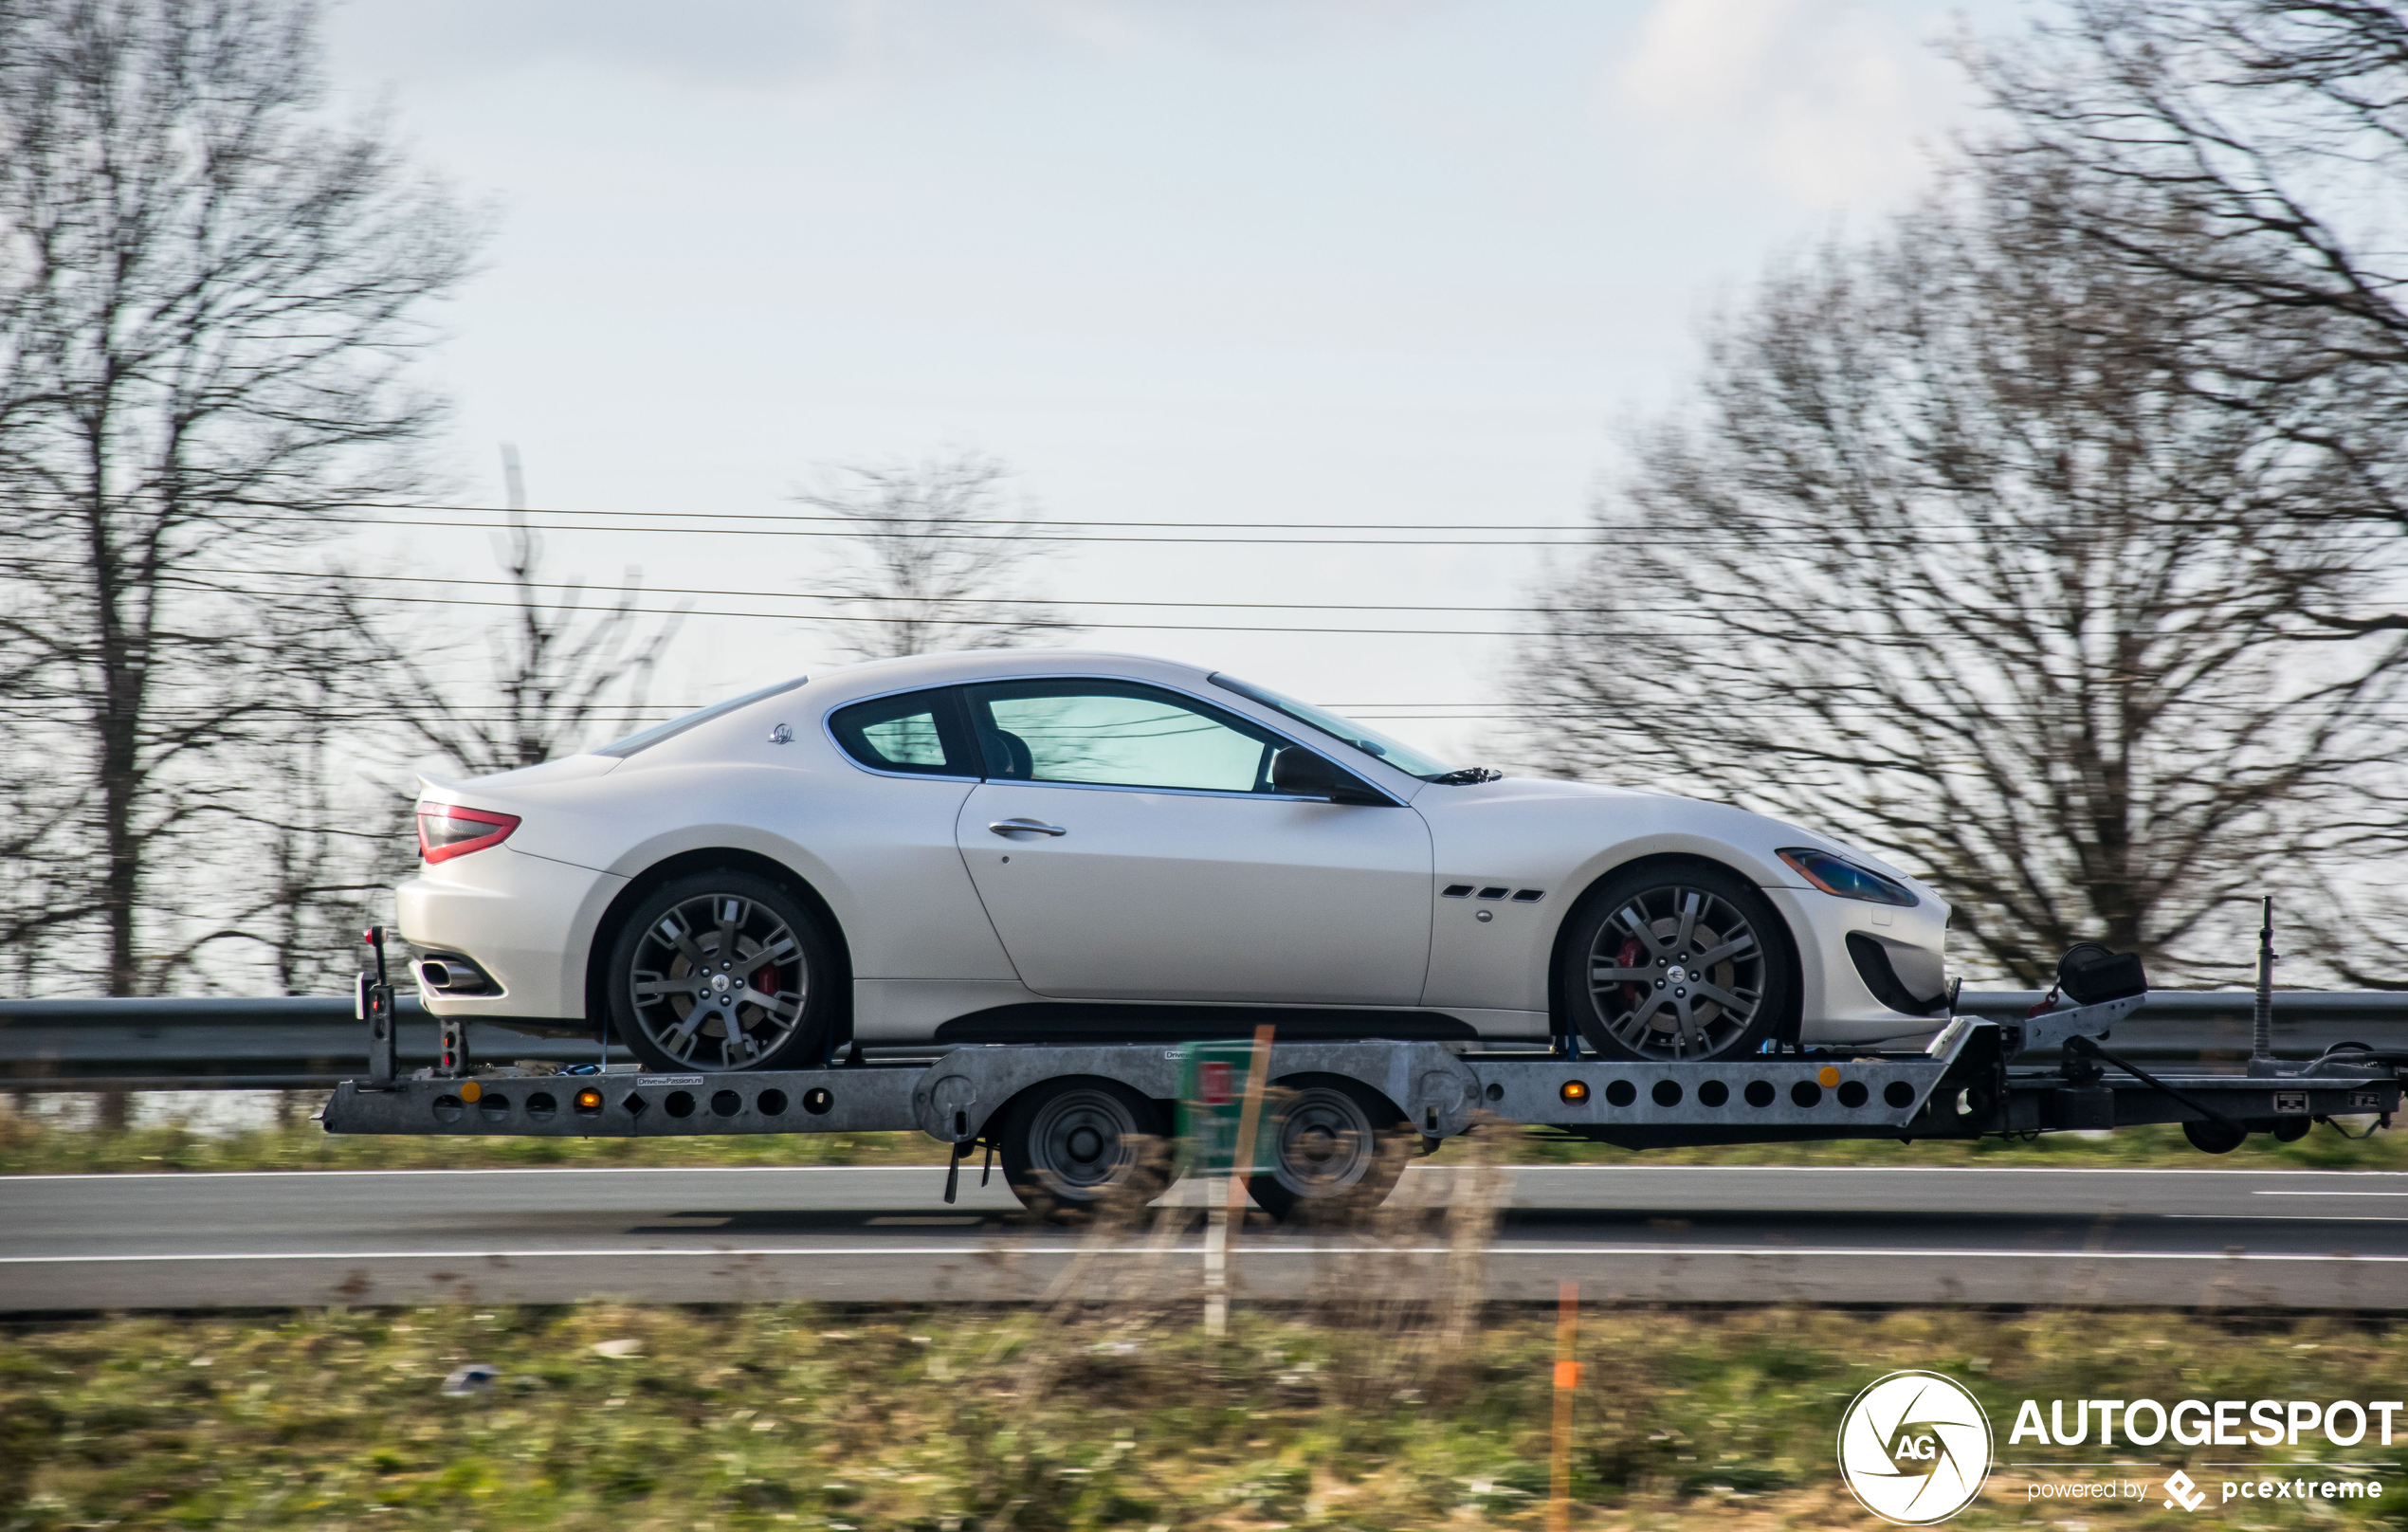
[1606,0,1972,210]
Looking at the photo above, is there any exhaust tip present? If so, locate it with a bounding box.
[416,953,495,995]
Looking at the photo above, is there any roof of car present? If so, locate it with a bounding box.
[807,647,1213,700]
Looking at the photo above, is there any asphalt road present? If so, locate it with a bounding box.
[4,1164,2403,1311]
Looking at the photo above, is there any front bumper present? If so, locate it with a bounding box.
[1769,885,1952,1045]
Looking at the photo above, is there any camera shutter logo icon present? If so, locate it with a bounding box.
[1837,1370,1994,1524]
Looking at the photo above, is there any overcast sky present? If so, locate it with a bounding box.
[321,0,2024,769]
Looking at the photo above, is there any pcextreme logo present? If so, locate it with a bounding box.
[1837,1370,1995,1525]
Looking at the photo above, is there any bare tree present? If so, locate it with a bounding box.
[794,452,1073,661]
[1968,0,2408,629]
[0,0,478,994]
[139,639,416,995]
[1513,164,2408,986]
[384,447,684,775]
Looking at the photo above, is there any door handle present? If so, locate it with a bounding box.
[988,817,1067,838]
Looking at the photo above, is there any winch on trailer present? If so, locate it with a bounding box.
[327,911,2402,1219]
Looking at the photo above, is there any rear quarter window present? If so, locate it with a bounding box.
[828,688,976,777]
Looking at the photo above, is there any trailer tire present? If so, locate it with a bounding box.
[2182,1117,2249,1155]
[997,1077,1170,1221]
[1246,1075,1410,1223]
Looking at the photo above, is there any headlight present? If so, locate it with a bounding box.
[1778,847,1918,906]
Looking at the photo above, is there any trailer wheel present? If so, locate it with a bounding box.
[1246,1076,1409,1223]
[998,1078,1169,1220]
[2182,1118,2249,1155]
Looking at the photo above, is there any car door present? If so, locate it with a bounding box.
[952,678,1432,1004]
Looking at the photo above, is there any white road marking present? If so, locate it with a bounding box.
[7,1163,2407,1183]
[2,1247,2399,1265]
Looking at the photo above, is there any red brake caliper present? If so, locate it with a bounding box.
[1617,937,1645,1012]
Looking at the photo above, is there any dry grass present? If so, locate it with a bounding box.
[6,1298,2402,1530]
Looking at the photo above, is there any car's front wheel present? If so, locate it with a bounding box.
[605,870,836,1072]
[1560,862,1793,1062]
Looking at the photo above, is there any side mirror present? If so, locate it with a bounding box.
[1269,747,1388,805]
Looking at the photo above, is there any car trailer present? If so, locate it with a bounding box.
[322,917,2404,1216]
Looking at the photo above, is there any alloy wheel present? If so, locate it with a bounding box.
[625,893,810,1069]
[1584,883,1767,1060]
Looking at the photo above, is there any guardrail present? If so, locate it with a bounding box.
[0,996,628,1089]
[2,989,2402,1091]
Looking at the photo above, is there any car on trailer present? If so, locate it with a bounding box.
[395,649,1970,1211]
[405,649,1953,1068]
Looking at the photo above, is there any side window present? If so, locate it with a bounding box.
[828,688,975,776]
[965,681,1282,793]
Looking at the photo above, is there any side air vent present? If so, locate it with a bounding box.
[1442,885,1474,898]
[1511,889,1544,903]
[1846,932,1949,1016]
[1477,886,1508,900]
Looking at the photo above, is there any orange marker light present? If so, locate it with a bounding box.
[1817,1066,1841,1088]
[1560,1080,1590,1104]
[575,1088,604,1111]
[460,1080,483,1103]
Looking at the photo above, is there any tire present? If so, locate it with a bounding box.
[1245,1076,1409,1223]
[1560,861,1793,1062]
[2182,1117,2249,1155]
[997,1078,1170,1219]
[605,869,836,1072]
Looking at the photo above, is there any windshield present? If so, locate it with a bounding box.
[1208,673,1458,780]
[593,675,810,757]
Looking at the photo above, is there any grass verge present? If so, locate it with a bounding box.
[4,1304,2402,1530]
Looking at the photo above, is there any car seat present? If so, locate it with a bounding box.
[979,727,1035,779]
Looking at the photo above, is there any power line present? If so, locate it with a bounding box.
[18,491,2402,547]
[206,584,1565,637]
[361,500,1602,535]
[49,561,1553,615]
[23,491,2403,538]
[32,556,2399,626]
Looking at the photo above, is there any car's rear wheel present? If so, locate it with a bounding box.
[1561,863,1792,1062]
[606,870,835,1072]
[1245,1076,1409,1222]
[997,1077,1170,1219]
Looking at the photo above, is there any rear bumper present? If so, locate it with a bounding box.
[395,848,627,1021]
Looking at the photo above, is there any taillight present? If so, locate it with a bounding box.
[416,803,520,863]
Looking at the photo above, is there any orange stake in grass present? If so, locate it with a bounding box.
[1550,1281,1578,1532]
